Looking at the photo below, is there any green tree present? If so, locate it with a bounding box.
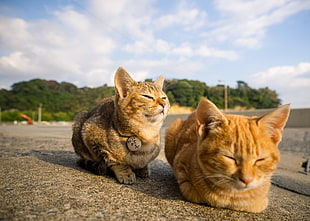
[0,78,282,122]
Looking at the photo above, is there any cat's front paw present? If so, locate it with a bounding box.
[134,165,150,178]
[111,164,136,184]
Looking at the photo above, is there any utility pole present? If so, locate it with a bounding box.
[218,81,228,111]
[38,103,42,124]
[224,84,228,111]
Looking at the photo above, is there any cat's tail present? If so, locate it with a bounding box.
[164,118,183,166]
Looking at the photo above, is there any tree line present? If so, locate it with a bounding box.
[0,78,281,122]
[163,79,280,110]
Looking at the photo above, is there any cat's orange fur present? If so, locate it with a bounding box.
[165,98,290,212]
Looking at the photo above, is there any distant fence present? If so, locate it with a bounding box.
[164,108,310,128]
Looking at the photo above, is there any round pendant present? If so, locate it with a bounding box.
[126,136,142,152]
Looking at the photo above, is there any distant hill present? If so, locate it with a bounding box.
[0,78,281,121]
[0,79,114,121]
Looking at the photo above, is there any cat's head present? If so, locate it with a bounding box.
[114,67,170,125]
[195,98,290,191]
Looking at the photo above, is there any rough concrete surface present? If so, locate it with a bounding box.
[0,124,309,220]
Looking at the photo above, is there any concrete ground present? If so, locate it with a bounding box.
[0,123,309,220]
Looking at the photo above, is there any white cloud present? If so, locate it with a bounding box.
[250,62,310,107]
[205,0,310,48]
[0,51,46,75]
[0,5,118,88]
[155,1,207,31]
[215,0,289,17]
[54,6,90,32]
[170,43,194,57]
[120,58,204,81]
[87,0,155,39]
[196,46,239,60]
[0,16,31,52]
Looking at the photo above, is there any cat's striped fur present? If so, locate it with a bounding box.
[165,98,290,212]
[72,67,170,184]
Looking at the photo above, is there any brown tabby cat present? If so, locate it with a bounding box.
[72,67,170,184]
[165,98,290,212]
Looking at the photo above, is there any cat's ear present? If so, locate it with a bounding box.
[154,76,165,89]
[114,67,135,98]
[196,98,227,137]
[257,104,290,143]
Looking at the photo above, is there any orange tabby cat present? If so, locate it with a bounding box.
[165,98,290,212]
[72,67,170,184]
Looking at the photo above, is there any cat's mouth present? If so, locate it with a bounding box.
[233,179,260,191]
[145,109,165,121]
[145,111,164,118]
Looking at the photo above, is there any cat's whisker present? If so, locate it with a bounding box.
[204,174,227,179]
[204,173,235,189]
[212,178,232,189]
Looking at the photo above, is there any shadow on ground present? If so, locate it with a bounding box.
[28,149,183,201]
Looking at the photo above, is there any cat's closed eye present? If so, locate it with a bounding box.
[223,155,238,165]
[142,94,154,100]
[254,157,266,166]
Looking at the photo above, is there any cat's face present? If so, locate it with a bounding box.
[114,67,170,124]
[195,99,289,192]
[124,81,170,124]
[197,117,280,191]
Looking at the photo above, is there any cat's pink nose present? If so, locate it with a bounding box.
[240,177,253,185]
[159,100,166,107]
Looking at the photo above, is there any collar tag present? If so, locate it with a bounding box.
[126,136,142,151]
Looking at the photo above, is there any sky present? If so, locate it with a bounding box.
[0,0,310,108]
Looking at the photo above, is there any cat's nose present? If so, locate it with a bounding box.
[158,100,166,108]
[239,176,253,185]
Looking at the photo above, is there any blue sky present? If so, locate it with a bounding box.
[0,0,310,108]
